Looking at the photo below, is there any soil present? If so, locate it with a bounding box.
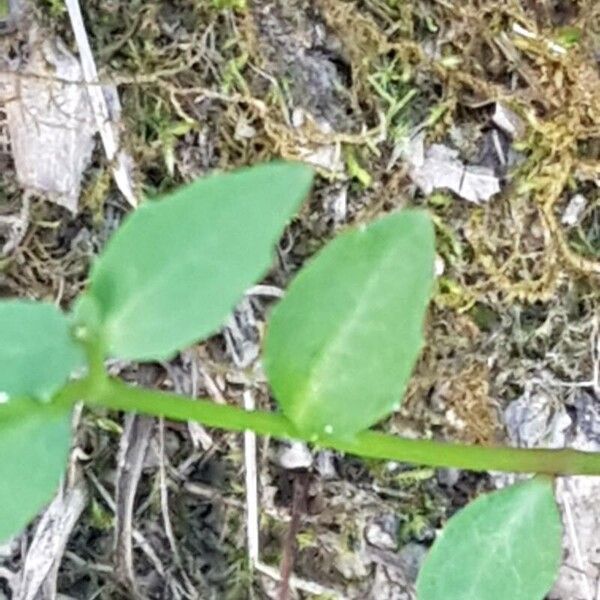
[0,1,599,599]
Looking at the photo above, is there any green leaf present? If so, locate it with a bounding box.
[0,403,71,541]
[89,162,314,361]
[264,210,435,439]
[0,301,82,400]
[416,477,562,600]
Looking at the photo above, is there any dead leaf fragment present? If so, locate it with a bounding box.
[405,135,501,204]
[3,37,96,213]
[16,479,87,600]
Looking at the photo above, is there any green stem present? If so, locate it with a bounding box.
[78,377,600,476]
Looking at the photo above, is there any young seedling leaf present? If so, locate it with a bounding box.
[89,162,314,361]
[416,477,562,600]
[0,301,82,399]
[264,210,434,439]
[0,403,71,541]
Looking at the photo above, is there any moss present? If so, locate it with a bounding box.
[7,1,598,597]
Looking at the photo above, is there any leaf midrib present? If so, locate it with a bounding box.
[102,236,221,338]
[290,233,408,428]
[432,482,553,600]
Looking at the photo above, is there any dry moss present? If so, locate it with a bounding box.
[2,0,599,597]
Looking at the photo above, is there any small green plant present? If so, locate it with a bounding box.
[0,162,597,598]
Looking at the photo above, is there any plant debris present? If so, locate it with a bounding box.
[2,33,95,213]
[492,103,525,140]
[405,134,501,204]
[1,0,600,597]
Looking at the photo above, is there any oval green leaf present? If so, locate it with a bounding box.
[0,403,71,541]
[0,301,82,399]
[264,210,435,439]
[416,477,562,600]
[89,162,314,361]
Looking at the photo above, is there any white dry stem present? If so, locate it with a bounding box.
[243,390,260,566]
[16,478,87,600]
[64,0,136,207]
[158,418,199,599]
[511,23,567,55]
[243,391,343,598]
[255,562,346,599]
[86,471,167,577]
[246,284,285,299]
[592,317,600,399]
[558,479,594,600]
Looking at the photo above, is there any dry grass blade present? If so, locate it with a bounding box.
[157,417,199,600]
[15,476,87,600]
[64,0,136,207]
[256,562,346,599]
[243,389,260,567]
[114,413,154,598]
[86,471,167,579]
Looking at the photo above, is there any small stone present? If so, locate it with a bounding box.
[291,107,305,128]
[365,514,398,550]
[437,468,460,487]
[315,451,337,479]
[324,185,347,224]
[234,117,257,140]
[277,441,313,470]
[561,194,587,226]
[397,542,429,582]
[492,103,525,139]
[504,392,571,449]
[435,254,445,277]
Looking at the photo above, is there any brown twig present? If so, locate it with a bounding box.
[278,471,309,600]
